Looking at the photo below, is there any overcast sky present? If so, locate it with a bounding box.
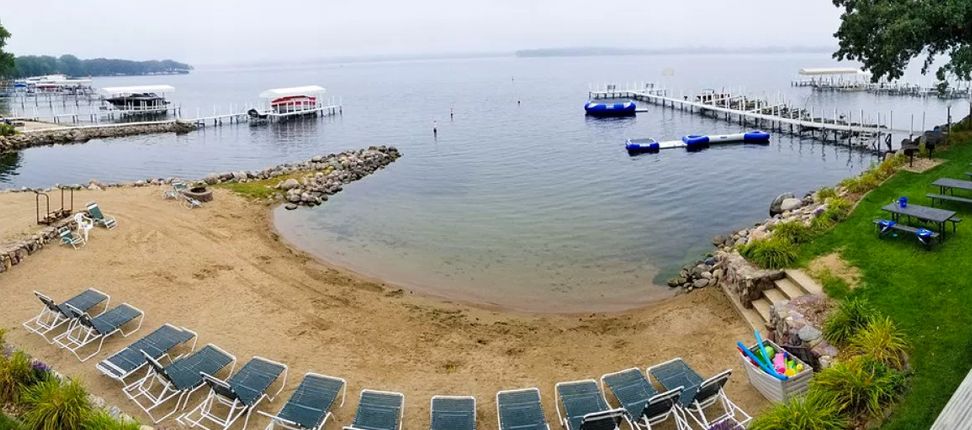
[1,0,843,64]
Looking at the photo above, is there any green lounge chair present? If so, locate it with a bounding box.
[431,396,476,430]
[600,368,687,430]
[178,356,288,430]
[22,288,109,343]
[497,388,550,430]
[96,324,197,382]
[52,302,145,362]
[259,373,347,430]
[86,201,117,229]
[58,226,85,249]
[647,359,750,430]
[554,380,625,430]
[344,390,405,430]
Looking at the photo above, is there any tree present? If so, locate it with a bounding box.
[0,20,14,77]
[832,0,972,85]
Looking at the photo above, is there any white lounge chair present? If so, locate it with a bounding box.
[259,373,347,430]
[22,288,109,343]
[178,356,288,430]
[96,324,197,382]
[53,303,145,362]
[86,201,117,229]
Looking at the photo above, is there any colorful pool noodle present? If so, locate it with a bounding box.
[754,330,784,378]
[737,341,788,381]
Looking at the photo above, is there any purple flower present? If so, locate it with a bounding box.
[31,360,51,373]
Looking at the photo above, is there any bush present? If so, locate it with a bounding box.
[850,316,909,370]
[840,173,881,194]
[771,222,814,244]
[82,411,141,430]
[748,391,847,430]
[824,298,879,345]
[812,197,853,233]
[740,238,798,269]
[0,412,26,430]
[810,355,906,419]
[816,187,838,201]
[0,123,15,137]
[0,351,37,405]
[20,378,92,430]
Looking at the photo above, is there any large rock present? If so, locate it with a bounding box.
[203,173,219,185]
[278,179,300,190]
[780,198,803,212]
[770,192,796,216]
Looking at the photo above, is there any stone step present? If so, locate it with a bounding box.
[774,277,804,300]
[786,269,825,296]
[719,281,768,332]
[752,298,773,325]
[763,288,788,306]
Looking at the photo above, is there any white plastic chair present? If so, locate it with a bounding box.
[74,213,94,242]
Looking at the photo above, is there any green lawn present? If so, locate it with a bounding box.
[799,142,972,429]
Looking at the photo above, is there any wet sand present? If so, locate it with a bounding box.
[0,187,767,429]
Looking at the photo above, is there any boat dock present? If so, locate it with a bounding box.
[588,83,911,152]
[789,67,971,99]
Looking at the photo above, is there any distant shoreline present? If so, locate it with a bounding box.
[516,46,835,58]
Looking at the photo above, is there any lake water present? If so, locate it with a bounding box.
[2,54,968,312]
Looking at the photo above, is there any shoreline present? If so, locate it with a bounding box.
[0,186,767,430]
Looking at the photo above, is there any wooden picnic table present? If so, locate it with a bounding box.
[881,202,956,239]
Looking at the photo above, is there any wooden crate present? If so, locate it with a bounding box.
[740,340,813,403]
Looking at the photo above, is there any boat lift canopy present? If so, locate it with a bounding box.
[798,68,870,76]
[258,85,325,98]
[101,85,175,95]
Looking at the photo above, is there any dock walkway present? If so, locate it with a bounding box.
[931,366,972,430]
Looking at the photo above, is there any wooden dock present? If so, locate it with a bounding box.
[931,366,972,430]
[589,83,907,152]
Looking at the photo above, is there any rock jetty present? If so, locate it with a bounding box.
[0,120,197,152]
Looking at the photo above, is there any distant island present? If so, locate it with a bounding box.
[516,46,835,58]
[9,55,192,78]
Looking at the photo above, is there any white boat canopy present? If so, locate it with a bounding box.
[259,85,326,98]
[798,67,871,76]
[101,85,175,95]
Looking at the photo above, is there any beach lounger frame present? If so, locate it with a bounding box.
[496,387,551,430]
[178,356,289,430]
[343,389,405,430]
[554,379,625,430]
[58,226,86,249]
[646,359,750,430]
[430,395,476,430]
[86,201,117,229]
[123,344,237,424]
[22,288,110,343]
[95,325,198,382]
[599,368,688,430]
[258,372,347,430]
[52,302,145,362]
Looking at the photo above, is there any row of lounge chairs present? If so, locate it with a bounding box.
[19,288,748,430]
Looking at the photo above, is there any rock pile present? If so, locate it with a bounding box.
[667,255,725,292]
[0,219,74,277]
[770,295,838,368]
[0,120,197,152]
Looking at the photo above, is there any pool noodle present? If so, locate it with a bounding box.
[754,330,783,378]
[737,341,788,381]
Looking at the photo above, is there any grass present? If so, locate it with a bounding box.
[20,378,91,430]
[813,268,853,300]
[0,412,25,430]
[215,168,331,201]
[749,390,847,430]
[797,139,972,428]
[739,238,798,269]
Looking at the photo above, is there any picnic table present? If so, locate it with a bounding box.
[881,202,957,240]
[933,178,972,195]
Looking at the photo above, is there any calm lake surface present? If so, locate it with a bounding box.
[2,54,968,312]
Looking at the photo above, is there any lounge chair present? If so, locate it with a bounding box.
[258,373,347,430]
[344,390,405,430]
[52,303,145,362]
[600,368,686,430]
[178,356,288,430]
[22,288,110,343]
[86,201,117,229]
[555,380,625,430]
[431,396,475,430]
[497,388,550,430]
[96,324,197,382]
[163,182,189,200]
[58,226,85,249]
[647,359,750,430]
[123,344,236,423]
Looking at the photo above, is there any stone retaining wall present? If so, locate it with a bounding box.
[0,219,75,278]
[0,120,197,152]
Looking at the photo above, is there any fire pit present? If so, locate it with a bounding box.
[182,185,214,203]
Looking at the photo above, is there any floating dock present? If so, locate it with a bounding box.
[588,83,906,152]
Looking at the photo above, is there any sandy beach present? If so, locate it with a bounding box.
[0,186,766,429]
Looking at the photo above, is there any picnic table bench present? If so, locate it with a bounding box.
[929,178,972,209]
[873,220,940,247]
[880,202,956,246]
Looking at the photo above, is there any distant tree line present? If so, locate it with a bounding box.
[7,55,192,78]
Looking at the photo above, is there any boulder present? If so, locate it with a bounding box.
[203,173,219,185]
[692,279,709,289]
[769,192,796,216]
[711,235,727,246]
[285,203,298,210]
[780,198,803,212]
[278,179,300,190]
[798,325,823,343]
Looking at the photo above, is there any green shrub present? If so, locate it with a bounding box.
[816,187,838,201]
[739,238,798,269]
[810,355,906,419]
[0,123,15,137]
[20,378,92,430]
[82,411,140,430]
[827,197,852,216]
[850,316,909,370]
[840,173,880,194]
[812,197,853,234]
[0,351,36,404]
[810,213,836,232]
[748,391,847,430]
[0,412,26,430]
[824,298,879,345]
[771,222,814,244]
